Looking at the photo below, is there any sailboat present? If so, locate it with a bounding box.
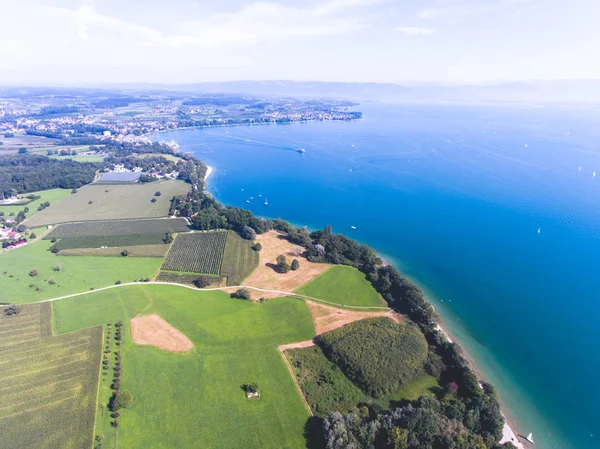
[525,433,534,444]
[594,171,596,178]
[537,228,541,235]
[264,198,268,206]
[579,166,582,172]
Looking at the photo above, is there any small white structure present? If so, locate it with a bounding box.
[246,391,260,399]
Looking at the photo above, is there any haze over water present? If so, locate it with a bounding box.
[155,103,600,449]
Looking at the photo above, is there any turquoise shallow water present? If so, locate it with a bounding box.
[154,103,600,449]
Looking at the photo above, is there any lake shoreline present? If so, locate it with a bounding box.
[197,155,527,449]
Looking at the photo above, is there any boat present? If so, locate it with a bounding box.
[350,226,356,230]
[258,194,262,198]
[537,228,541,234]
[579,166,582,172]
[246,200,250,203]
[525,433,534,444]
[297,148,306,154]
[594,171,596,178]
[264,198,268,206]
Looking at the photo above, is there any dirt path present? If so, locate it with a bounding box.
[305,300,403,335]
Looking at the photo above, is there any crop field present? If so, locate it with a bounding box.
[1,189,71,221]
[53,284,316,449]
[285,345,439,417]
[0,239,162,303]
[45,218,190,239]
[161,231,227,275]
[58,244,170,258]
[45,218,190,251]
[295,265,385,307]
[0,302,102,449]
[25,180,190,226]
[221,230,259,286]
[51,235,170,251]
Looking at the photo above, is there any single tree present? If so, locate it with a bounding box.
[29,232,36,239]
[29,268,38,277]
[241,225,257,240]
[291,259,300,271]
[252,242,262,251]
[231,288,251,300]
[194,275,210,288]
[276,254,290,273]
[154,191,162,196]
[121,249,128,257]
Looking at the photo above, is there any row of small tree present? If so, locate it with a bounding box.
[276,254,299,273]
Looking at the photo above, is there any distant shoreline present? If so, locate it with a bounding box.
[204,165,214,184]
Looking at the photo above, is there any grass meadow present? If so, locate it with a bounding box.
[1,189,71,221]
[286,345,439,417]
[53,285,316,449]
[221,230,259,285]
[0,302,102,449]
[295,265,385,307]
[0,239,162,303]
[25,180,190,226]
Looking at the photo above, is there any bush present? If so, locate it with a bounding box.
[115,280,121,285]
[50,246,59,254]
[151,198,157,203]
[53,263,61,272]
[252,242,262,251]
[48,277,56,285]
[241,225,257,241]
[193,275,210,288]
[319,317,428,397]
[110,390,133,411]
[3,304,22,316]
[71,188,78,194]
[154,191,162,196]
[291,259,300,271]
[231,287,251,300]
[276,254,290,273]
[121,249,128,257]
[29,268,38,277]
[29,232,36,239]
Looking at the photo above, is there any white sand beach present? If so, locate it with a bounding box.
[204,165,214,183]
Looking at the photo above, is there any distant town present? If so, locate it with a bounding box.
[0,87,362,152]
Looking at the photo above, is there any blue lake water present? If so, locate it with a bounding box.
[154,103,600,449]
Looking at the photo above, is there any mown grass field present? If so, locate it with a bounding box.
[161,231,227,275]
[0,302,102,449]
[135,153,182,162]
[295,265,385,307]
[25,181,190,226]
[54,285,316,449]
[0,239,162,303]
[221,230,259,286]
[58,244,170,258]
[48,154,104,162]
[286,345,439,417]
[1,189,71,222]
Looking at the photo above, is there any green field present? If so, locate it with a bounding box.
[286,345,439,417]
[25,181,190,227]
[0,302,102,449]
[49,154,104,162]
[295,265,385,307]
[0,239,162,303]
[161,231,227,275]
[135,153,182,162]
[58,244,170,258]
[221,230,259,286]
[45,218,190,240]
[54,285,316,449]
[0,189,71,222]
[52,235,171,251]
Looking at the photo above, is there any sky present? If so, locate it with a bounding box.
[1,0,599,85]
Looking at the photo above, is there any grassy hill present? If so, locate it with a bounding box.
[295,265,385,307]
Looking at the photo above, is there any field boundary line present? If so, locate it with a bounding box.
[277,347,313,416]
[0,281,391,311]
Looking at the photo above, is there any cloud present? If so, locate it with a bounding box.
[41,0,382,49]
[395,26,436,35]
[417,0,538,23]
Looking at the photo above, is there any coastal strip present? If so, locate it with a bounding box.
[204,165,214,184]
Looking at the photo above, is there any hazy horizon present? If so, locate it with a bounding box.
[2,0,599,86]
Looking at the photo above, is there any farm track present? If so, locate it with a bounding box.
[0,281,391,310]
